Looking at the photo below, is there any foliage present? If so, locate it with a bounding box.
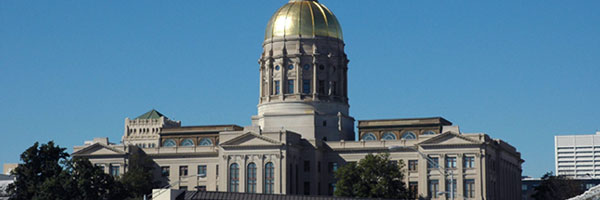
[120,147,156,199]
[7,141,156,200]
[532,172,584,200]
[334,153,409,199]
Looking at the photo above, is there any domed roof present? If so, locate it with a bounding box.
[265,0,343,40]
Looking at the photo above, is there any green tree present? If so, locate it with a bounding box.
[65,158,129,200]
[8,141,70,200]
[334,153,409,199]
[532,172,584,200]
[120,146,156,199]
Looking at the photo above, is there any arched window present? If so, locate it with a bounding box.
[382,132,397,140]
[423,130,436,135]
[264,162,274,194]
[181,139,194,147]
[246,163,257,193]
[361,132,377,141]
[401,132,417,140]
[229,163,239,192]
[163,139,176,147]
[199,138,213,146]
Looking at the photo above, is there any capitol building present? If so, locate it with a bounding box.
[73,0,523,199]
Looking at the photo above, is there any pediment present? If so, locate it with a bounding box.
[418,132,481,146]
[72,143,126,156]
[220,132,282,147]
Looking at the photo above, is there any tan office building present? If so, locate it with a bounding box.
[73,0,523,199]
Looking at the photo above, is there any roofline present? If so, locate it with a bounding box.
[163,124,242,130]
[357,116,452,124]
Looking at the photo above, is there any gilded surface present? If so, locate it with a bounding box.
[265,0,343,40]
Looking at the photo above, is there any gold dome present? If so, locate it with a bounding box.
[265,0,343,40]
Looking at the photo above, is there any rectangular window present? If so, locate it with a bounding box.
[464,179,475,198]
[110,165,119,177]
[318,80,325,94]
[161,166,170,177]
[428,179,439,198]
[303,79,311,94]
[318,161,321,173]
[464,156,475,168]
[180,166,188,177]
[428,157,439,169]
[287,80,294,94]
[409,182,418,199]
[180,186,188,191]
[446,179,457,198]
[329,162,338,173]
[274,80,280,95]
[304,182,310,195]
[332,81,337,95]
[196,185,207,192]
[304,161,310,172]
[198,165,207,177]
[329,183,336,195]
[216,164,219,176]
[408,160,418,171]
[446,157,457,168]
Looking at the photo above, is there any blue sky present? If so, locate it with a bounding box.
[1,0,598,177]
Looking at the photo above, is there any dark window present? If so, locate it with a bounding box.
[409,182,418,199]
[265,162,275,194]
[428,179,439,198]
[287,80,294,94]
[216,164,219,176]
[332,81,337,95]
[304,182,310,195]
[303,64,310,70]
[198,165,207,177]
[318,80,325,94]
[408,160,418,171]
[303,79,311,93]
[318,161,321,173]
[328,162,338,173]
[274,81,280,95]
[329,183,336,195]
[319,65,324,70]
[288,65,294,70]
[446,179,457,197]
[229,163,239,192]
[179,166,188,176]
[428,157,439,169]
[161,166,170,177]
[180,186,188,190]
[464,179,475,198]
[110,165,119,177]
[275,65,280,70]
[304,161,310,172]
[323,120,327,127]
[246,163,257,193]
[196,186,206,192]
[464,156,475,168]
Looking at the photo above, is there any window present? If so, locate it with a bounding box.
[196,186,207,192]
[446,157,457,168]
[110,165,120,177]
[428,157,439,169]
[329,183,336,195]
[229,163,239,192]
[287,80,294,94]
[319,65,324,70]
[199,138,213,146]
[95,164,105,172]
[304,161,310,172]
[275,65,280,70]
[464,156,475,168]
[323,120,327,127]
[402,131,417,140]
[332,81,337,95]
[329,162,338,173]
[304,182,310,195]
[198,165,207,177]
[216,164,219,176]
[382,132,397,140]
[464,179,475,198]
[288,65,294,70]
[361,132,377,141]
[163,139,176,147]
[265,162,274,194]
[246,163,257,193]
[423,130,436,135]
[318,80,325,94]
[161,166,170,177]
[179,166,188,176]
[180,186,188,190]
[303,64,311,70]
[274,80,280,95]
[408,160,418,171]
[181,139,194,147]
[409,182,418,199]
[428,179,439,198]
[446,179,457,198]
[318,162,321,173]
[303,79,311,94]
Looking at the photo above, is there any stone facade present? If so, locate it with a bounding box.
[72,0,523,199]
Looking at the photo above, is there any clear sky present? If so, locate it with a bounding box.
[1,0,598,178]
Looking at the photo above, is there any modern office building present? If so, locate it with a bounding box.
[72,0,524,199]
[555,131,600,178]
